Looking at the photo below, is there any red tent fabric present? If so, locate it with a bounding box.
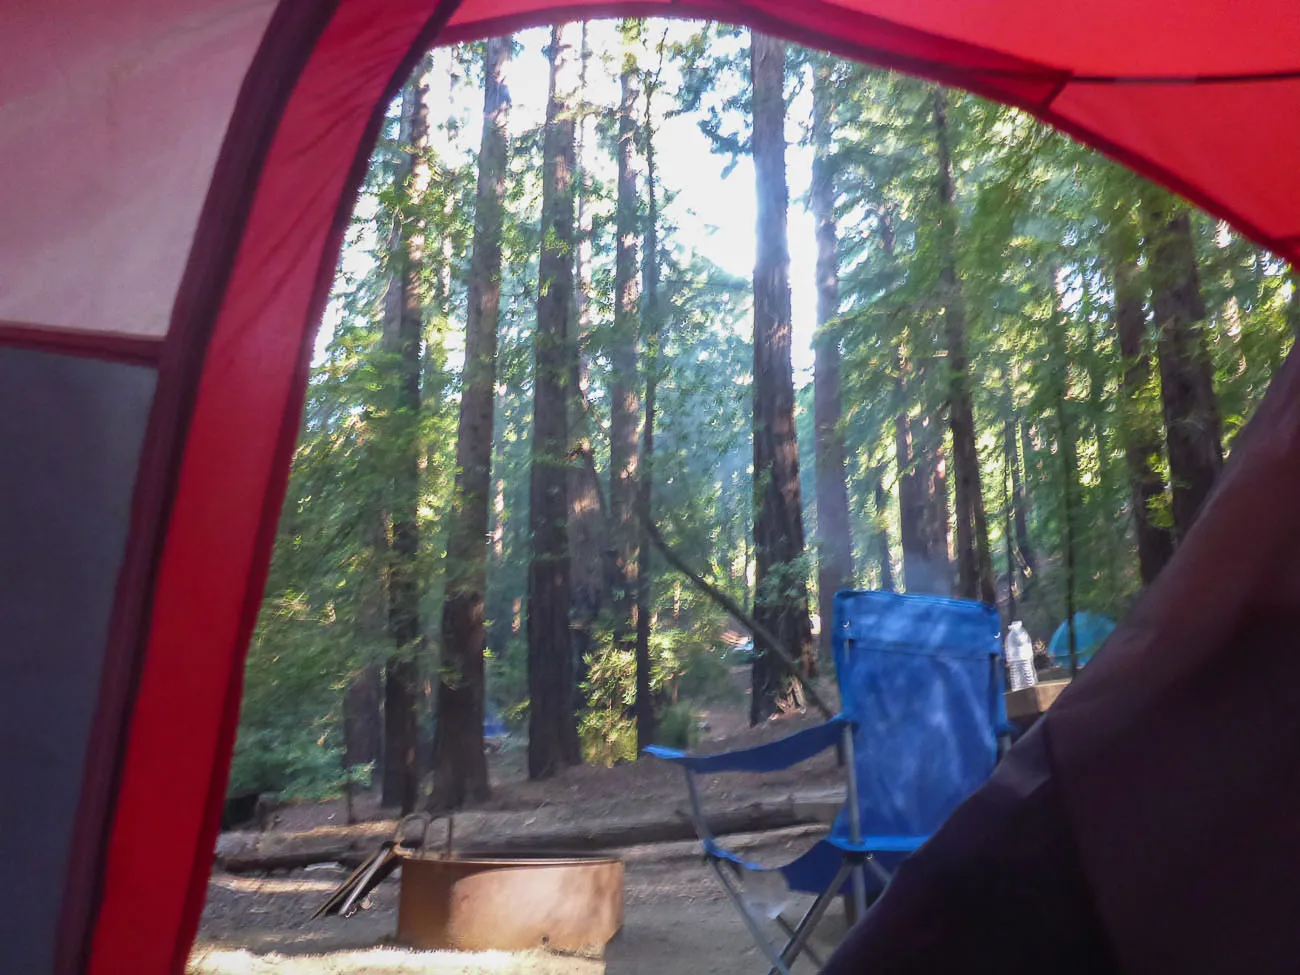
[0,1,1297,972]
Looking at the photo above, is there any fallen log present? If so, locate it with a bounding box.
[214,797,840,873]
[478,798,827,853]
[216,845,356,874]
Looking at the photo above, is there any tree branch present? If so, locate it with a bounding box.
[639,513,835,719]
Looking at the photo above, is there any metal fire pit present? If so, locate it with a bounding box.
[394,815,623,953]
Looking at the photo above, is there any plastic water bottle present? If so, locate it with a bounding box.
[1004,621,1036,691]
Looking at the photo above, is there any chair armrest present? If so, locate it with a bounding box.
[644,714,852,774]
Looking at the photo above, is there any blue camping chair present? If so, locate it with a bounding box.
[646,590,1010,974]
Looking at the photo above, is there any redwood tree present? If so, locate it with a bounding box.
[431,35,511,809]
[1006,415,1035,583]
[635,46,664,750]
[380,65,429,813]
[344,518,387,808]
[810,58,854,650]
[1143,194,1223,540]
[609,23,642,645]
[932,87,995,606]
[527,24,582,779]
[1114,257,1174,583]
[568,21,606,702]
[749,31,815,723]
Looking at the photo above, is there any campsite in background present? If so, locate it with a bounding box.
[189,21,1298,969]
[233,21,1293,810]
[8,8,1289,973]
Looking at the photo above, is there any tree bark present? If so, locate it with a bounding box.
[1002,422,1018,621]
[342,663,381,793]
[1114,258,1175,584]
[1044,270,1082,671]
[923,416,952,584]
[895,366,950,594]
[568,21,605,704]
[810,59,854,654]
[895,400,926,591]
[749,32,815,723]
[636,56,663,751]
[345,517,388,800]
[1055,357,1081,675]
[872,477,895,591]
[1143,197,1223,540]
[431,36,511,810]
[1006,416,1035,581]
[932,88,995,606]
[527,24,582,779]
[1287,270,1300,341]
[609,31,642,643]
[888,204,949,598]
[380,67,430,814]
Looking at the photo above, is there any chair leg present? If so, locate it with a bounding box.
[710,859,793,975]
[769,860,854,975]
[775,915,826,971]
[850,860,868,922]
[841,892,859,928]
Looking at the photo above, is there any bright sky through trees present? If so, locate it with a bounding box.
[318,22,818,375]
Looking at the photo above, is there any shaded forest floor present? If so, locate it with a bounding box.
[193,693,849,974]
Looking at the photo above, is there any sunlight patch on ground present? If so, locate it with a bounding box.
[187,946,603,975]
[209,875,342,895]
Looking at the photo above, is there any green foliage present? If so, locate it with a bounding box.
[578,629,638,767]
[237,26,1295,801]
[654,703,701,750]
[826,61,1292,639]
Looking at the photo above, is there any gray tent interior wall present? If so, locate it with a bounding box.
[0,346,155,974]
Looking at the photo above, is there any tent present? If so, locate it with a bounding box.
[2,1,1298,972]
[1047,611,1118,669]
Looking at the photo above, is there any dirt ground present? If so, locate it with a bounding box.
[192,836,847,975]
[193,699,849,975]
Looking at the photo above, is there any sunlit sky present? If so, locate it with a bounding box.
[324,20,819,378]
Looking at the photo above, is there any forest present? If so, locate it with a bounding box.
[229,20,1299,814]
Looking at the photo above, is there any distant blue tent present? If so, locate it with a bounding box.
[1047,612,1116,668]
[483,706,508,740]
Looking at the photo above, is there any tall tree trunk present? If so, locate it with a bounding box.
[1114,258,1175,584]
[1287,269,1300,340]
[345,517,387,798]
[608,27,642,643]
[896,367,951,593]
[872,477,894,591]
[1002,424,1018,621]
[431,35,510,810]
[486,393,508,655]
[895,399,926,590]
[1143,196,1223,539]
[921,416,952,588]
[1050,348,1081,676]
[749,32,815,724]
[380,67,430,814]
[1047,271,1081,672]
[1001,414,1032,604]
[1006,416,1035,581]
[343,663,381,799]
[1059,383,1080,675]
[810,59,854,653]
[528,24,581,779]
[887,203,949,598]
[568,21,605,704]
[932,88,995,606]
[635,53,664,751]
